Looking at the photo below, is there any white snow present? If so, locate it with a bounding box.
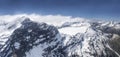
[63,35,71,46]
[28,29,32,32]
[26,44,44,57]
[0,24,21,45]
[39,35,44,38]
[26,33,60,57]
[58,26,89,35]
[26,36,31,39]
[14,42,20,49]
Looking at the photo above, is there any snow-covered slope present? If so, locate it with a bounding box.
[57,20,120,57]
[0,15,120,57]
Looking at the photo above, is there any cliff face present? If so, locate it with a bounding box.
[0,18,61,57]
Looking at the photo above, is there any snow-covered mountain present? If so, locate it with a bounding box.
[0,15,120,57]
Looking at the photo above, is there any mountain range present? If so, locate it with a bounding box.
[0,16,120,57]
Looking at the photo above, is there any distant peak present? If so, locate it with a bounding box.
[21,16,31,24]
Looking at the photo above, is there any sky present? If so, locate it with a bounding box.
[0,0,120,20]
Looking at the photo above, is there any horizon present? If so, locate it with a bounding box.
[0,0,120,20]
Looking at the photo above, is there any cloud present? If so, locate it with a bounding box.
[0,14,86,26]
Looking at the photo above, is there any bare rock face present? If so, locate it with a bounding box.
[1,18,60,57]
